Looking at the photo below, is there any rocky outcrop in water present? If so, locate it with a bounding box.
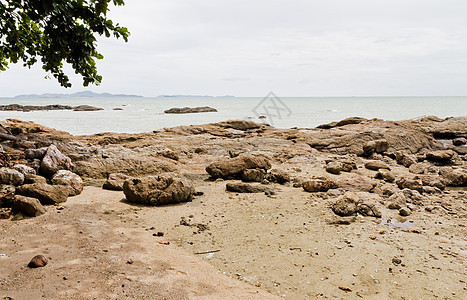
[164,106,217,114]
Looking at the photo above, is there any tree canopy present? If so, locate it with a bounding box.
[0,0,129,87]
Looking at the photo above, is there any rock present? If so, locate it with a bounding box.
[72,105,104,111]
[24,147,48,159]
[453,137,467,146]
[226,182,275,193]
[24,174,47,184]
[16,183,71,205]
[164,106,218,114]
[387,192,406,210]
[363,140,389,155]
[11,196,46,217]
[375,169,395,183]
[426,150,456,163]
[40,145,73,176]
[338,176,377,192]
[28,255,48,268]
[318,117,367,129]
[395,151,417,168]
[328,216,356,225]
[396,178,423,193]
[266,169,291,184]
[418,175,446,190]
[123,175,194,206]
[302,178,338,192]
[364,161,390,171]
[399,207,411,216]
[51,170,83,196]
[218,120,262,131]
[0,185,16,207]
[358,199,382,218]
[206,154,271,179]
[0,208,11,219]
[242,169,266,182]
[0,168,24,186]
[331,192,359,216]
[409,162,431,174]
[326,161,343,174]
[401,189,427,205]
[439,167,467,186]
[340,160,357,172]
[12,164,36,176]
[103,173,131,191]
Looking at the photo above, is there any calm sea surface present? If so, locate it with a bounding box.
[0,96,465,135]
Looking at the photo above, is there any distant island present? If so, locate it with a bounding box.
[14,91,143,98]
[157,95,235,98]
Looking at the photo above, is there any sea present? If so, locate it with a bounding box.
[0,96,465,135]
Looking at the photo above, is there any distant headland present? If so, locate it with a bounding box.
[14,91,143,98]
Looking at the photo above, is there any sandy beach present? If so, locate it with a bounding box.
[1,116,466,299]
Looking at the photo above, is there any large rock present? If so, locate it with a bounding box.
[439,167,467,186]
[302,178,338,192]
[40,145,73,176]
[331,192,382,217]
[206,154,271,179]
[396,178,423,193]
[218,120,262,131]
[51,170,83,196]
[266,169,291,184]
[326,162,343,175]
[0,185,16,207]
[226,182,275,194]
[24,147,48,159]
[426,150,456,163]
[363,140,389,155]
[12,164,36,176]
[0,168,24,186]
[375,169,395,183]
[103,173,131,191]
[123,175,194,206]
[16,183,71,205]
[395,151,417,168]
[453,138,467,146]
[11,196,46,217]
[164,106,218,114]
[364,161,390,171]
[241,169,266,182]
[338,176,377,192]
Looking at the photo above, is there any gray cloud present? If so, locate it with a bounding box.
[1,0,467,96]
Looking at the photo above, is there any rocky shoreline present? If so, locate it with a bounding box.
[0,116,466,298]
[0,104,103,112]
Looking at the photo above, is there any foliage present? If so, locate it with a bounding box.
[0,0,129,87]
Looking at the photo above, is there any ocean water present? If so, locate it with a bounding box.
[0,96,465,135]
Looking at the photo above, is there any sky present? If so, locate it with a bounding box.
[1,0,467,97]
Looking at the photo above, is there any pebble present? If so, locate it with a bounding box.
[28,255,48,268]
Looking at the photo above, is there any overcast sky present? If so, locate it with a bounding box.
[1,0,467,97]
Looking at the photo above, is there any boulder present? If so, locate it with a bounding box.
[242,169,266,182]
[0,168,24,186]
[24,174,47,185]
[326,161,343,175]
[12,164,36,176]
[375,169,395,183]
[331,192,358,216]
[51,170,83,196]
[218,120,262,131]
[395,151,417,168]
[206,154,271,179]
[16,183,71,205]
[396,178,423,193]
[426,150,456,163]
[452,137,467,146]
[103,173,131,191]
[302,178,338,192]
[164,106,218,114]
[266,169,291,184]
[387,192,407,210]
[123,175,194,206]
[409,162,431,174]
[24,147,48,159]
[226,182,275,194]
[40,145,73,176]
[338,176,377,192]
[364,161,390,171]
[439,167,467,186]
[11,196,46,217]
[0,185,16,207]
[363,140,389,155]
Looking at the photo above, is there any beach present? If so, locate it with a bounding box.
[0,116,466,299]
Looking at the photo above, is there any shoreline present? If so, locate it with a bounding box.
[1,116,466,299]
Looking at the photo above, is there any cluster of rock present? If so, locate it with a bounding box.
[164,106,218,114]
[206,154,290,194]
[0,104,103,112]
[1,141,83,219]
